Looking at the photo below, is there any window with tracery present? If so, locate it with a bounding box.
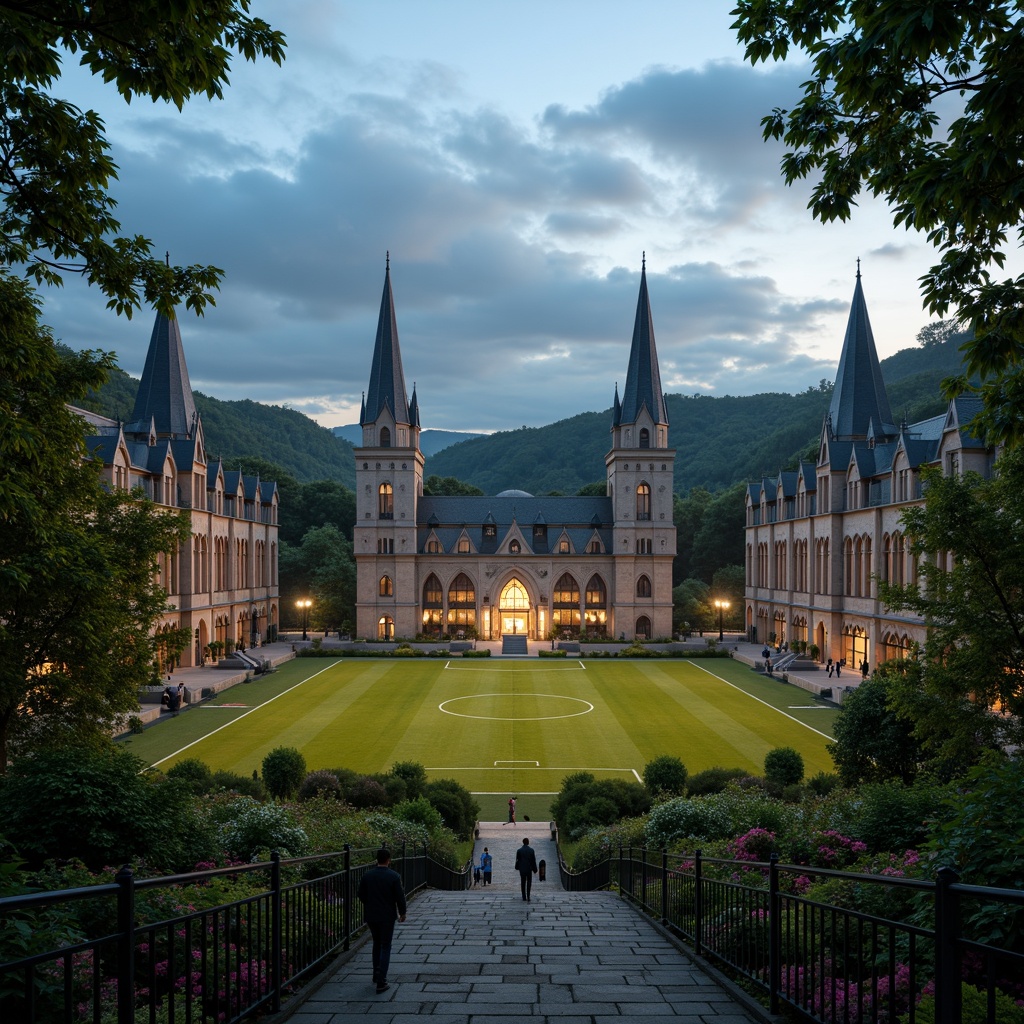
[636,575,652,598]
[447,573,476,628]
[552,572,580,631]
[378,482,393,519]
[636,482,651,520]
[379,575,393,597]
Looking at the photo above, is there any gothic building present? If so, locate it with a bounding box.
[78,310,280,667]
[744,268,992,669]
[354,258,677,642]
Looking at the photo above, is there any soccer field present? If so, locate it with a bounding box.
[123,657,838,795]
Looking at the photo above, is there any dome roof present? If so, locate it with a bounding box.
[496,488,533,498]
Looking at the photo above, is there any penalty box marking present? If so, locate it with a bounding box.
[427,765,643,783]
[443,661,587,671]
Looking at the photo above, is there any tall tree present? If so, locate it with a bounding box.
[879,451,1024,764]
[0,1,284,315]
[733,0,1024,445]
[0,274,190,766]
[279,524,357,634]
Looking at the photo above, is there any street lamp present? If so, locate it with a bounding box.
[296,598,312,641]
[713,599,730,642]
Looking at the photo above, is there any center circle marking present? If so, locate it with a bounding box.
[438,693,594,721]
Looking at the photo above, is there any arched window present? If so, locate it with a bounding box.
[636,574,652,598]
[447,573,476,630]
[583,575,607,636]
[635,616,651,639]
[379,426,391,448]
[509,539,521,554]
[378,482,393,519]
[379,575,393,597]
[422,574,442,635]
[639,428,650,448]
[378,616,394,640]
[552,572,580,633]
[636,482,651,520]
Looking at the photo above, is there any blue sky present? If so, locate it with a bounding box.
[44,1,948,433]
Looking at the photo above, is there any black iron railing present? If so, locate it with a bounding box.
[556,843,1024,1024]
[0,843,468,1024]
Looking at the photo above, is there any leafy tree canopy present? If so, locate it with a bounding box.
[0,274,190,766]
[733,0,1024,445]
[1,1,285,315]
[880,448,1024,763]
[423,475,484,496]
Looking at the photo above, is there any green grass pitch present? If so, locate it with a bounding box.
[122,657,838,804]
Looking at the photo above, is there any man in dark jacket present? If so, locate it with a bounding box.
[357,848,407,993]
[514,837,538,902]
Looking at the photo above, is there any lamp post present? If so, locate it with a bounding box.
[713,599,730,642]
[296,598,312,641]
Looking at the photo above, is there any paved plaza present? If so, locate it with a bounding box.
[281,824,763,1024]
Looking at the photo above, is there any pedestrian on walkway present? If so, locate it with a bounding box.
[827,658,834,677]
[480,847,492,885]
[514,837,538,902]
[503,795,516,825]
[357,848,406,994]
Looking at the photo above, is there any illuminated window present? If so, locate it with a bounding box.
[636,482,651,520]
[379,575,393,597]
[378,482,393,519]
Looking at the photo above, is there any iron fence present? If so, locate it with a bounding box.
[0,843,469,1024]
[556,844,1024,1024]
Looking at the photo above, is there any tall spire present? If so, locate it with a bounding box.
[618,258,668,426]
[827,266,895,440]
[130,310,198,439]
[363,255,411,426]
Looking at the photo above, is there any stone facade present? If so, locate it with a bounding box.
[354,259,676,641]
[79,311,280,667]
[744,270,992,671]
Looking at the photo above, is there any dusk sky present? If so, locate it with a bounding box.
[43,1,954,434]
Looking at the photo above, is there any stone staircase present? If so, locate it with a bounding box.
[501,633,529,655]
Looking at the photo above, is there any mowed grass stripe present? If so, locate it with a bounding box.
[135,658,837,790]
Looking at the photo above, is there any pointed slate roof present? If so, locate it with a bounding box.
[827,268,895,440]
[130,310,198,439]
[363,256,411,426]
[617,259,668,426]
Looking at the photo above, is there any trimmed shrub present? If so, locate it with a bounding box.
[806,771,842,797]
[345,775,389,809]
[686,766,747,796]
[261,746,307,799]
[764,747,805,789]
[165,757,213,795]
[646,795,734,846]
[392,797,444,831]
[298,769,344,802]
[424,779,479,837]
[642,755,688,797]
[391,761,427,798]
[217,798,308,861]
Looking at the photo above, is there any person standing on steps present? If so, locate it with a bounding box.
[357,848,407,994]
[480,847,493,885]
[514,837,538,901]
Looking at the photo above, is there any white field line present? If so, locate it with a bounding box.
[425,766,638,773]
[494,760,541,765]
[631,769,642,783]
[689,661,835,741]
[144,663,339,771]
[443,662,587,672]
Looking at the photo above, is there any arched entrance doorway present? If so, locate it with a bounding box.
[499,578,530,637]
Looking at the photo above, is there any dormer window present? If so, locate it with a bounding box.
[639,428,650,448]
[458,537,470,553]
[558,539,570,553]
[483,524,497,538]
[380,426,391,448]
[509,540,521,554]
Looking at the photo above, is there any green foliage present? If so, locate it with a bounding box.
[391,761,428,798]
[686,766,748,796]
[216,798,308,861]
[297,769,343,802]
[261,747,307,799]
[423,475,484,496]
[881,451,1024,762]
[0,745,205,870]
[424,779,479,838]
[392,797,444,831]
[853,781,944,855]
[828,665,926,785]
[642,755,688,797]
[646,795,734,846]
[210,769,266,799]
[551,775,650,841]
[764,747,805,789]
[165,758,213,796]
[925,755,1024,892]
[733,0,1024,444]
[0,275,192,764]
[806,772,842,797]
[280,524,357,633]
[0,1,284,315]
[917,983,1024,1024]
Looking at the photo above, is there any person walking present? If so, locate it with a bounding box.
[357,848,407,993]
[480,847,492,885]
[503,795,516,825]
[514,837,538,902]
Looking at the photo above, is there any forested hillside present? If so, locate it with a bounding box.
[79,332,965,496]
[78,361,355,486]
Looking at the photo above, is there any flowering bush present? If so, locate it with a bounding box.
[217,798,308,861]
[727,828,777,862]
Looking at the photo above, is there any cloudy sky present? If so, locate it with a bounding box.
[43,1,949,433]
